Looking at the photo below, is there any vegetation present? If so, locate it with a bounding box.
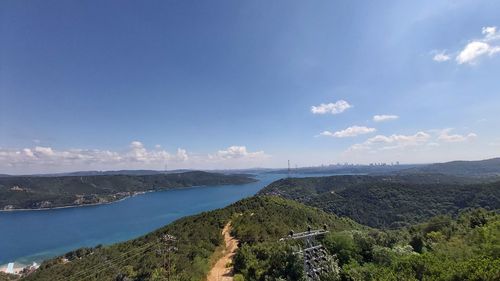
[22,196,359,281]
[259,174,500,228]
[268,157,500,178]
[16,195,500,281]
[396,157,500,178]
[12,166,500,280]
[321,209,500,281]
[0,272,18,281]
[0,171,255,210]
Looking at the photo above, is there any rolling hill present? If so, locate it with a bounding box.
[22,196,360,281]
[396,157,500,177]
[259,174,500,228]
[0,171,255,210]
[19,196,500,281]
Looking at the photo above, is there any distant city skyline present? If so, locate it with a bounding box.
[1,0,500,174]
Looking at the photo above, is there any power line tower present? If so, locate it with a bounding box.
[287,160,291,177]
[157,234,177,280]
[281,226,331,281]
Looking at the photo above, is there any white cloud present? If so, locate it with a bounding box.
[0,142,271,173]
[347,131,432,151]
[130,141,143,149]
[34,146,54,156]
[311,100,352,115]
[482,26,497,39]
[433,26,500,65]
[22,148,35,158]
[456,41,500,64]
[437,129,477,143]
[373,114,399,122]
[0,141,194,172]
[347,128,479,155]
[454,26,500,64]
[176,148,189,162]
[320,126,376,138]
[214,146,266,160]
[433,52,451,62]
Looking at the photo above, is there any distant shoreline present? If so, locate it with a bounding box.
[0,191,150,212]
[0,181,258,213]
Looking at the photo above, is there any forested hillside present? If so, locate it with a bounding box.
[20,196,500,281]
[22,196,360,281]
[0,171,255,210]
[259,175,500,228]
[396,157,500,177]
[319,208,500,280]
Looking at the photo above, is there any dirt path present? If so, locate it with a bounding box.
[207,222,239,281]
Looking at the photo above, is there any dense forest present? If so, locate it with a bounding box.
[0,171,255,210]
[8,163,500,280]
[19,196,500,281]
[258,174,500,228]
[21,196,360,281]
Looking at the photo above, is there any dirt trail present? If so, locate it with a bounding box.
[207,222,239,281]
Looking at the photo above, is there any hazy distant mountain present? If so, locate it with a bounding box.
[14,169,194,177]
[397,157,500,177]
[267,164,422,175]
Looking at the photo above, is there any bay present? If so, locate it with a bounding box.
[0,173,304,265]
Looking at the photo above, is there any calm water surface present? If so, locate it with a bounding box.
[0,173,330,265]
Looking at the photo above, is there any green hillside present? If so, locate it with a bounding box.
[0,171,255,210]
[22,196,359,281]
[319,208,500,280]
[20,196,500,281]
[396,157,500,177]
[258,175,500,228]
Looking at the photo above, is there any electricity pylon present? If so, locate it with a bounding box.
[280,225,332,281]
[157,234,177,280]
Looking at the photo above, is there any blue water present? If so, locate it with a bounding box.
[1,173,325,265]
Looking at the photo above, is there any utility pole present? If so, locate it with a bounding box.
[280,226,332,281]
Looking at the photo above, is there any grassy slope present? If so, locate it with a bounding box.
[0,171,255,210]
[22,196,360,281]
[258,175,500,228]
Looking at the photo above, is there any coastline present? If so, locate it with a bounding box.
[0,191,149,212]
[0,179,258,212]
[0,177,274,272]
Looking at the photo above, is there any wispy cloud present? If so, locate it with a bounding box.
[311,100,352,115]
[346,129,477,153]
[348,132,431,151]
[320,126,376,138]
[432,51,451,62]
[437,129,477,143]
[373,114,399,122]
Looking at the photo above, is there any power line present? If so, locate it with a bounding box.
[73,234,178,281]
[280,225,333,281]
[65,241,160,281]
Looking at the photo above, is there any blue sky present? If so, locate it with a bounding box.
[1,0,500,174]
